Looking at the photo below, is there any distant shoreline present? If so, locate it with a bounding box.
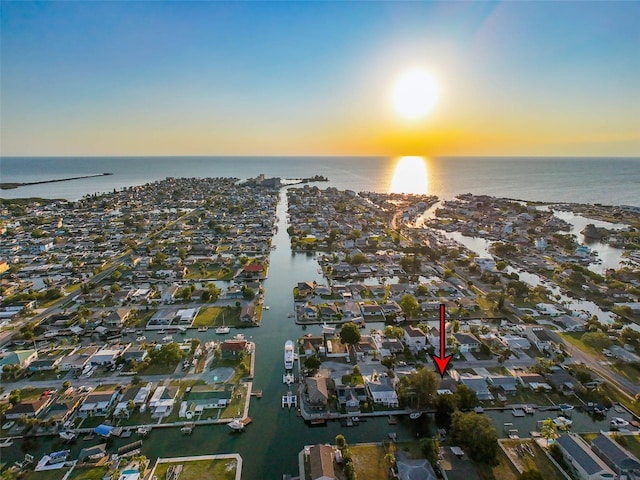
[0,173,113,190]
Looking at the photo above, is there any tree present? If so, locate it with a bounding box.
[304,355,321,371]
[450,411,499,464]
[62,380,71,390]
[420,437,440,468]
[454,384,479,411]
[383,325,404,340]
[335,434,347,449]
[582,332,612,350]
[399,294,420,319]
[340,322,361,347]
[540,418,558,447]
[242,287,256,300]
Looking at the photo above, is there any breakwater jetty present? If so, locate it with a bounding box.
[0,172,113,190]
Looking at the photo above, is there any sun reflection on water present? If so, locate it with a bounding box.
[390,156,429,194]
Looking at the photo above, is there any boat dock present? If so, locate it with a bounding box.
[282,392,297,408]
[511,408,526,417]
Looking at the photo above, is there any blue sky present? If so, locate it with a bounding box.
[1,1,639,156]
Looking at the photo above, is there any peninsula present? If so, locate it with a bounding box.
[0,172,113,190]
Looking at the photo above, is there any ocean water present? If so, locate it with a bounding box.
[1,156,639,205]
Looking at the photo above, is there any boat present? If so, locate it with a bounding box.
[264,305,270,310]
[321,323,335,335]
[512,408,526,417]
[215,326,230,334]
[162,335,173,342]
[610,417,630,428]
[197,327,208,332]
[409,412,422,419]
[283,373,295,385]
[136,427,150,436]
[284,340,294,370]
[553,416,573,428]
[59,431,76,441]
[228,418,245,431]
[474,406,485,414]
[523,405,535,414]
[136,336,146,342]
[559,404,574,413]
[0,438,14,448]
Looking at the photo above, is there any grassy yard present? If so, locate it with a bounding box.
[117,409,154,427]
[221,384,248,419]
[500,439,566,480]
[24,469,70,480]
[614,434,640,459]
[186,263,236,281]
[28,369,61,381]
[193,307,241,327]
[152,458,237,480]
[137,361,180,376]
[560,332,605,359]
[126,309,157,328]
[66,466,109,480]
[350,444,390,480]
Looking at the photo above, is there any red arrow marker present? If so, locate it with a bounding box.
[431,304,452,377]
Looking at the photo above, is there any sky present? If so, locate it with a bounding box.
[1,1,639,157]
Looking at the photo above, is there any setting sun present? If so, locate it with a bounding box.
[392,69,439,120]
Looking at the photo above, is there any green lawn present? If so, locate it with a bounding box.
[24,469,70,480]
[186,263,236,281]
[28,369,61,381]
[138,361,180,376]
[614,434,640,459]
[152,458,237,480]
[221,384,248,419]
[193,307,241,327]
[66,466,109,480]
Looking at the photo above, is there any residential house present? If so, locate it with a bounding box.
[297,282,315,297]
[59,346,99,371]
[365,374,399,407]
[546,371,581,395]
[452,333,481,353]
[79,390,118,417]
[500,335,531,351]
[122,346,148,364]
[515,373,552,392]
[336,384,366,414]
[403,325,427,352]
[360,304,383,318]
[148,386,179,418]
[5,397,52,420]
[105,308,132,328]
[525,327,554,352]
[220,339,247,359]
[240,303,256,323]
[591,433,640,477]
[90,347,124,366]
[41,395,83,424]
[319,304,340,321]
[0,349,38,372]
[305,376,329,411]
[556,433,617,480]
[486,375,518,395]
[459,374,494,401]
[307,444,337,480]
[28,354,62,372]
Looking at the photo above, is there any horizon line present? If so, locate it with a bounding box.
[2,154,639,159]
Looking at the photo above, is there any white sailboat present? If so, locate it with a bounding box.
[216,313,230,334]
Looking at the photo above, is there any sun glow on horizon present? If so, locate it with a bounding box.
[390,156,429,194]
[392,69,439,120]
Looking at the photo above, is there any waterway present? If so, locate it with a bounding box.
[0,188,427,478]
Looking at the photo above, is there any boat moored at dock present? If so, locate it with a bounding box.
[284,340,294,370]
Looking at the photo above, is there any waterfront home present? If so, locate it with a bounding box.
[556,433,617,480]
[179,385,232,418]
[403,325,427,352]
[590,433,640,476]
[4,397,52,420]
[515,373,552,392]
[28,353,63,372]
[306,444,337,480]
[79,390,118,417]
[240,303,256,323]
[113,386,147,418]
[365,374,399,407]
[536,303,564,317]
[220,339,247,359]
[0,349,38,372]
[41,395,83,424]
[336,384,366,413]
[122,345,148,363]
[296,282,316,297]
[301,304,318,320]
[148,386,179,418]
[486,375,518,395]
[304,376,329,411]
[554,315,586,332]
[546,371,581,394]
[360,303,383,318]
[90,347,126,366]
[459,374,494,400]
[499,334,531,351]
[301,336,324,356]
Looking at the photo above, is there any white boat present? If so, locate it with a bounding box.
[559,404,574,413]
[215,326,230,334]
[553,416,573,428]
[162,335,173,342]
[264,305,270,310]
[228,419,245,431]
[59,431,76,441]
[136,427,150,436]
[283,373,295,385]
[611,417,630,428]
[136,336,146,342]
[197,327,208,332]
[409,412,422,419]
[321,323,335,334]
[284,340,294,370]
